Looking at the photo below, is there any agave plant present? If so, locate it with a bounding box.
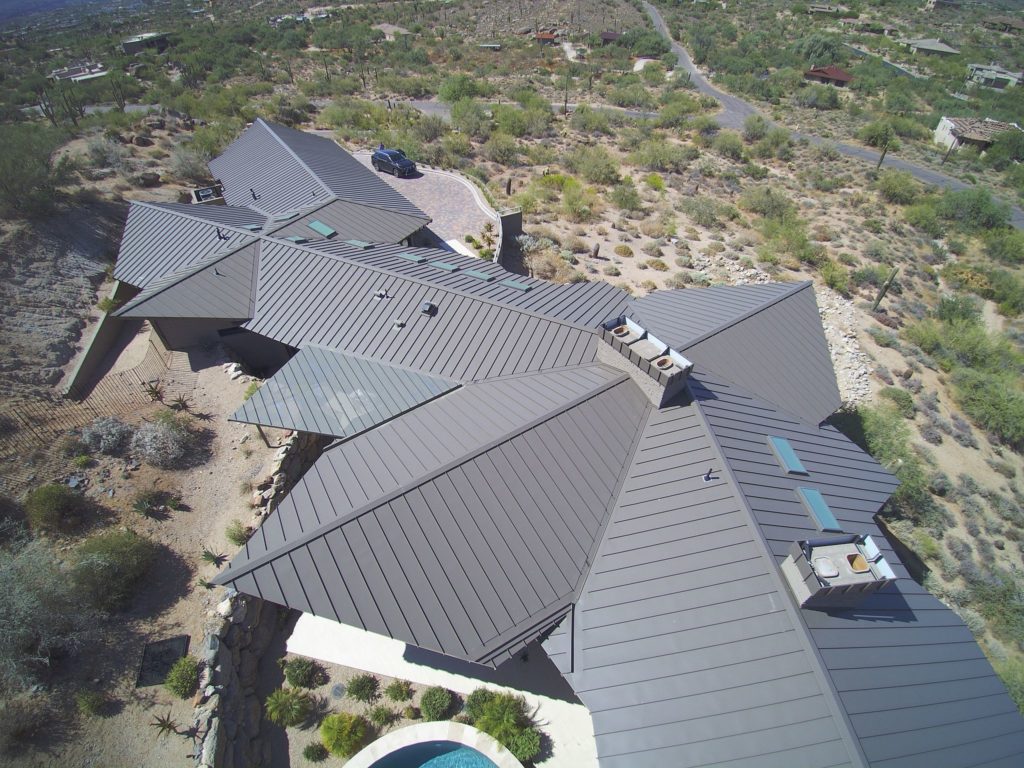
[150,711,180,739]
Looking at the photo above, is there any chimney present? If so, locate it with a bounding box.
[781,534,897,610]
[599,316,693,407]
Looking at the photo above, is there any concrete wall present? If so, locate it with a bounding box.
[496,208,522,270]
[63,280,139,400]
[152,318,244,350]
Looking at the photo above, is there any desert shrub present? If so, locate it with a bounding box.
[879,387,915,419]
[165,655,200,699]
[604,265,621,276]
[570,105,613,135]
[904,202,943,237]
[265,687,312,727]
[385,679,413,702]
[281,657,327,689]
[965,566,1024,645]
[321,712,370,756]
[739,186,795,221]
[463,687,498,721]
[24,484,88,533]
[795,84,839,110]
[346,673,379,704]
[876,170,917,205]
[132,489,181,517]
[936,294,981,325]
[712,130,745,160]
[483,133,518,165]
[75,689,107,717]
[0,535,98,691]
[420,686,453,720]
[81,416,134,455]
[72,530,157,611]
[985,230,1024,265]
[567,146,618,185]
[131,412,203,469]
[610,180,642,211]
[937,188,1011,232]
[629,141,694,173]
[438,74,480,103]
[168,147,209,182]
[303,741,329,762]
[952,369,1024,451]
[821,260,849,295]
[646,259,669,272]
[743,114,768,142]
[472,691,542,763]
[996,658,1024,715]
[614,244,633,257]
[225,519,251,546]
[370,705,395,728]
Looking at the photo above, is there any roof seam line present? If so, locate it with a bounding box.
[257,117,336,201]
[689,394,871,768]
[214,373,631,585]
[678,280,811,351]
[134,201,264,237]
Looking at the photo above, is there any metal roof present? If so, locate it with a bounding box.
[229,346,458,437]
[631,282,841,424]
[117,241,258,320]
[113,202,262,289]
[545,402,860,768]
[268,198,428,245]
[215,370,649,665]
[244,240,599,381]
[209,119,428,219]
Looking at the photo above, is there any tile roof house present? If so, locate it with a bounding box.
[114,120,1024,767]
[934,115,1024,152]
[804,65,854,86]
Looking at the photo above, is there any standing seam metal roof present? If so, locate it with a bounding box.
[268,198,428,245]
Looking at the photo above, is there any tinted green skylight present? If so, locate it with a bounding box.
[768,436,808,475]
[797,487,842,532]
[500,279,532,292]
[464,269,495,282]
[307,220,336,237]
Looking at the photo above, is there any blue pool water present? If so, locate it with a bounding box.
[369,740,498,768]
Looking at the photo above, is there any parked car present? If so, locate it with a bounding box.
[371,148,416,177]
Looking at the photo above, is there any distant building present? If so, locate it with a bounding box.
[983,15,1024,34]
[967,63,1022,90]
[923,0,960,10]
[934,115,1023,152]
[804,65,854,86]
[535,32,558,45]
[122,32,169,55]
[49,62,107,83]
[807,3,846,14]
[838,18,898,36]
[901,37,960,55]
[600,30,621,45]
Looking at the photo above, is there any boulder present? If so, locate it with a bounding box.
[131,171,161,187]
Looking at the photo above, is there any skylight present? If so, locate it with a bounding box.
[500,279,532,293]
[285,236,308,243]
[797,487,842,532]
[429,261,460,272]
[464,269,495,282]
[397,253,426,263]
[768,436,808,475]
[307,220,336,238]
[344,239,371,249]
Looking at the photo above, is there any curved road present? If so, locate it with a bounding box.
[642,1,1024,228]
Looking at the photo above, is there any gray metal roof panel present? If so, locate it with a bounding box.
[113,202,260,289]
[556,403,857,768]
[117,241,258,319]
[229,346,458,437]
[216,375,648,664]
[270,198,428,245]
[245,240,598,381]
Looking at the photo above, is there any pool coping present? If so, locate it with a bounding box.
[345,721,525,768]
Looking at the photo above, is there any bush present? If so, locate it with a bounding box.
[321,713,370,757]
[483,133,517,165]
[72,530,157,611]
[712,130,745,160]
[226,519,251,546]
[610,181,642,211]
[821,260,849,296]
[936,188,1011,232]
[985,230,1024,264]
[904,202,943,237]
[265,687,312,727]
[420,686,453,720]
[952,369,1024,451]
[463,688,498,721]
[567,146,618,185]
[24,484,88,533]
[131,412,203,469]
[876,170,917,205]
[739,186,794,221]
[370,704,395,728]
[75,689,107,717]
[879,387,915,419]
[472,691,543,763]
[385,679,413,702]
[81,416,134,455]
[613,244,633,257]
[347,673,379,704]
[0,123,74,218]
[303,742,329,762]
[281,657,327,689]
[995,658,1024,715]
[165,655,200,699]
[743,114,768,143]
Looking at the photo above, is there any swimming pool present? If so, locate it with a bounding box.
[369,740,498,768]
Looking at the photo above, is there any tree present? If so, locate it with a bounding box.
[937,188,1011,232]
[794,34,841,66]
[876,170,917,205]
[438,74,479,104]
[985,130,1024,172]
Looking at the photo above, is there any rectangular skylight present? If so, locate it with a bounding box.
[285,236,309,243]
[500,279,532,292]
[797,487,842,532]
[429,261,460,272]
[307,220,336,237]
[241,223,262,231]
[272,212,298,222]
[344,239,371,249]
[397,253,426,263]
[768,436,808,475]
[464,269,495,282]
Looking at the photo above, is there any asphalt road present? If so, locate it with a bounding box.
[641,1,1024,228]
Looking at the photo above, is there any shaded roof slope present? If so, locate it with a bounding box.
[245,240,599,381]
[268,198,428,245]
[545,402,859,768]
[209,119,428,219]
[114,201,261,289]
[230,346,458,437]
[117,241,258,320]
[216,373,649,665]
[632,282,840,424]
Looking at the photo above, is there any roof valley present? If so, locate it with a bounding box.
[689,395,871,768]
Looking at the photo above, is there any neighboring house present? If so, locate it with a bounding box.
[983,15,1024,34]
[113,119,1024,768]
[535,32,558,45]
[839,19,898,36]
[599,30,621,45]
[121,32,168,55]
[967,63,1022,90]
[804,64,854,86]
[934,115,1024,152]
[807,3,846,13]
[49,62,107,82]
[923,0,960,9]
[901,37,960,55]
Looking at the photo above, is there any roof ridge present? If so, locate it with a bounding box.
[689,394,871,768]
[135,200,264,237]
[250,238,604,335]
[262,196,337,235]
[115,240,258,316]
[255,117,336,203]
[213,371,631,587]
[677,280,811,351]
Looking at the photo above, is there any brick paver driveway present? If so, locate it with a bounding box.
[353,151,497,252]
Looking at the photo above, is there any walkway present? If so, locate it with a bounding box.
[641,1,1024,228]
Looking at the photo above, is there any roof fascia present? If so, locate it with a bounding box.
[134,200,265,238]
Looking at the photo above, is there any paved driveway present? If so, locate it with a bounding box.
[353,151,497,252]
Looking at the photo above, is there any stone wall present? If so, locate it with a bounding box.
[192,422,330,767]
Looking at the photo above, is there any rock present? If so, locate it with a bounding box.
[995,540,1005,551]
[131,171,161,187]
[84,167,115,180]
[216,597,234,618]
[132,134,154,147]
[143,117,165,130]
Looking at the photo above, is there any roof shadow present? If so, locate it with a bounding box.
[402,640,581,704]
[812,583,914,623]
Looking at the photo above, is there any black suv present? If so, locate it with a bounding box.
[371,148,416,177]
